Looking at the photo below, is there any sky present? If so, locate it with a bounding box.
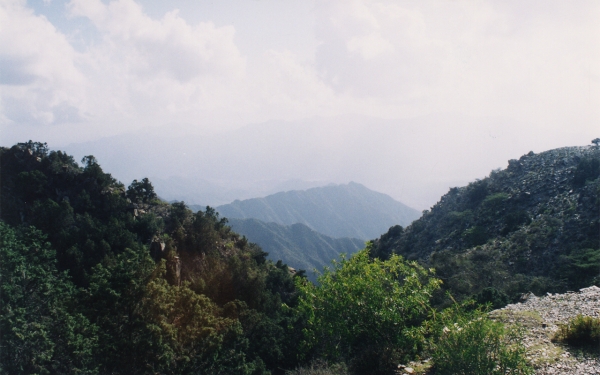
[1,0,599,209]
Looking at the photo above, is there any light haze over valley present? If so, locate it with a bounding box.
[1,2,599,373]
[1,0,598,210]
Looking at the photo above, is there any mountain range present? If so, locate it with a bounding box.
[2,139,598,374]
[216,182,420,240]
[226,218,364,282]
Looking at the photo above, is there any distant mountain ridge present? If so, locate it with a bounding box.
[216,182,421,240]
[227,218,364,282]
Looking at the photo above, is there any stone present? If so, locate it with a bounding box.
[150,238,167,260]
[494,286,600,374]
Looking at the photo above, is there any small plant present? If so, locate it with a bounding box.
[553,315,600,349]
[430,302,533,375]
[286,360,349,375]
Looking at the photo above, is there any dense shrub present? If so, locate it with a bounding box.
[572,157,600,187]
[0,222,97,374]
[553,315,600,349]
[430,303,533,375]
[296,245,441,375]
[474,287,510,309]
[560,248,600,288]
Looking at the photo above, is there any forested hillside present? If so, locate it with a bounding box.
[217,182,420,240]
[372,145,600,305]
[0,141,305,374]
[2,140,594,375]
[227,218,364,282]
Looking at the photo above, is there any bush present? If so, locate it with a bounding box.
[430,303,533,375]
[560,248,600,288]
[462,226,489,247]
[475,287,510,309]
[553,315,600,349]
[296,245,441,374]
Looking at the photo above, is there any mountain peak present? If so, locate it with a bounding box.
[217,184,420,240]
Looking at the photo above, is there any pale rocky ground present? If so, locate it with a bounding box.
[398,286,600,375]
[492,286,600,375]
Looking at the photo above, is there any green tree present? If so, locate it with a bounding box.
[126,178,157,204]
[139,261,262,375]
[82,247,155,374]
[296,245,441,374]
[0,222,97,374]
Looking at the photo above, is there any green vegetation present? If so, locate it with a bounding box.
[372,146,600,306]
[0,141,305,374]
[429,303,533,375]
[0,222,97,374]
[286,361,349,375]
[296,246,441,374]
[3,141,592,374]
[553,315,600,350]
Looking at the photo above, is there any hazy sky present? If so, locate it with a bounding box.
[1,0,599,209]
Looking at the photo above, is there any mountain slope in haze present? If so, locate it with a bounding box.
[217,182,421,240]
[372,145,600,303]
[61,113,551,210]
[227,218,365,282]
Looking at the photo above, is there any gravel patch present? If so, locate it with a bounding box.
[492,286,600,374]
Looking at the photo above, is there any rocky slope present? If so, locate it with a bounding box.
[404,287,600,375]
[492,286,600,374]
[217,182,420,240]
[372,145,599,302]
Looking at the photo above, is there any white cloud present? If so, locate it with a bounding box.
[313,0,600,129]
[68,0,245,82]
[346,33,394,60]
[0,0,597,146]
[63,0,250,134]
[0,0,86,127]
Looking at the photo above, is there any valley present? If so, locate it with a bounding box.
[1,141,598,375]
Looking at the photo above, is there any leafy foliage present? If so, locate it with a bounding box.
[0,222,97,374]
[0,142,306,374]
[127,177,158,204]
[3,141,567,374]
[474,287,510,310]
[286,360,349,375]
[553,315,600,350]
[296,246,441,374]
[429,303,533,375]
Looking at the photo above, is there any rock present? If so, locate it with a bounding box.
[150,238,166,260]
[167,256,181,286]
[404,367,414,374]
